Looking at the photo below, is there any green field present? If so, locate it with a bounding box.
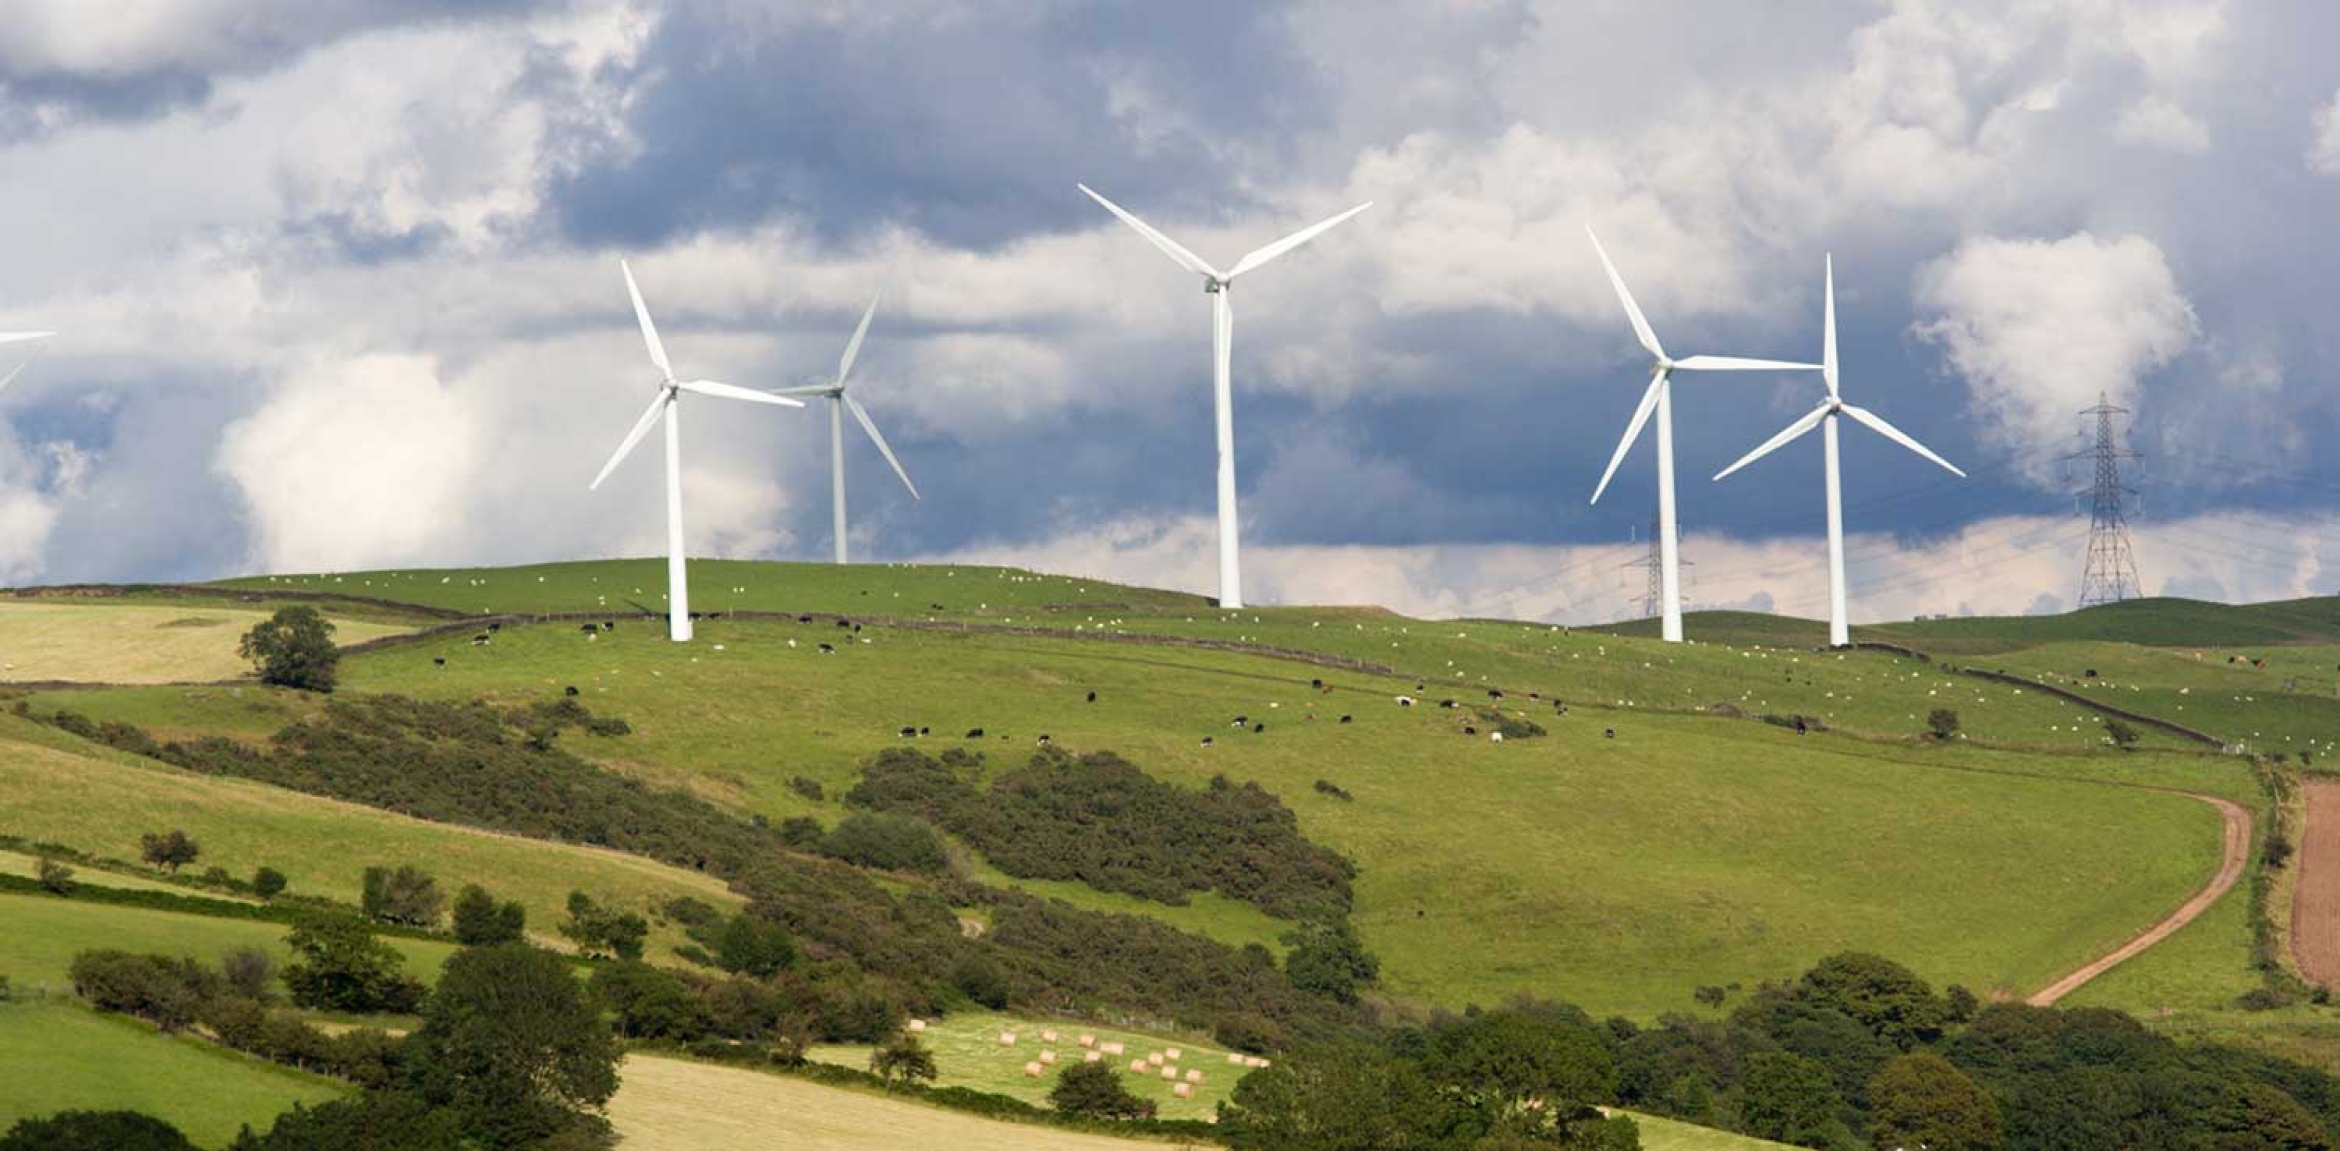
[809,1011,1247,1121]
[0,1000,346,1148]
[0,892,457,994]
[0,715,742,962]
[0,600,414,684]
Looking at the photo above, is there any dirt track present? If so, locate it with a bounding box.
[2292,780,2340,986]
[2026,792,2251,1006]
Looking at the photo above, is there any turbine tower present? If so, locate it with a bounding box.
[1712,255,1964,647]
[771,293,918,564]
[1080,184,1373,610]
[590,260,803,642]
[2072,393,2142,606]
[1584,226,1820,643]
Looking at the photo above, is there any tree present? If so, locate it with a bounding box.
[1739,1051,1846,1148]
[451,885,527,946]
[1284,921,1380,1005]
[713,914,797,978]
[227,1092,464,1151]
[1220,1040,1453,1151]
[561,891,647,961]
[35,853,75,894]
[588,961,708,1041]
[1050,1059,1155,1119]
[1795,952,1948,1050]
[869,1033,940,1086]
[139,830,200,874]
[221,947,277,1002]
[2105,719,2140,749]
[1427,1008,1618,1137]
[949,952,1011,1010]
[281,917,424,1014]
[405,944,619,1149]
[238,606,340,692]
[1926,709,1961,741]
[360,865,445,928]
[0,1111,198,1151]
[1868,1052,2000,1151]
[251,867,288,899]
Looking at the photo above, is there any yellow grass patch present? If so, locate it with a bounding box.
[0,602,411,684]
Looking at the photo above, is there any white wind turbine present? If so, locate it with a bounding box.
[589,260,803,642]
[1080,184,1372,610]
[1585,226,1820,643]
[770,293,918,564]
[1712,255,1964,648]
[0,330,56,392]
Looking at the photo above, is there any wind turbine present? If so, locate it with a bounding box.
[770,293,917,564]
[1585,226,1820,643]
[589,260,803,642]
[1079,184,1372,610]
[1712,255,1964,648]
[0,330,55,393]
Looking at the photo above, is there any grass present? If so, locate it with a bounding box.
[0,892,457,994]
[0,601,412,684]
[0,999,346,1148]
[0,850,246,900]
[1623,1111,1794,1151]
[808,1011,1246,1121]
[0,714,743,962]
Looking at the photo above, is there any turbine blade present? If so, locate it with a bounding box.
[1078,184,1221,279]
[1590,372,1664,505]
[768,383,837,398]
[1226,201,1373,279]
[0,331,55,346]
[590,391,669,490]
[838,291,881,385]
[620,260,672,380]
[677,379,805,407]
[1669,355,1824,372]
[1584,225,1664,362]
[1823,254,1839,398]
[0,339,51,394]
[1713,407,1827,481]
[846,395,919,500]
[1842,404,1965,477]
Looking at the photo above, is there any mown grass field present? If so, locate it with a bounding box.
[0,601,413,684]
[0,1000,347,1149]
[808,1011,1247,1121]
[0,715,742,961]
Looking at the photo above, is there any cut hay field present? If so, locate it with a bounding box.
[0,600,412,684]
[808,1011,1248,1120]
[0,892,457,993]
[283,614,2243,1017]
[0,715,742,961]
[0,1000,345,1149]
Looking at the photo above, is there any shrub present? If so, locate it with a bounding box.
[251,867,288,899]
[451,884,527,946]
[1283,921,1379,1005]
[237,606,340,692]
[589,961,710,1041]
[221,947,277,1002]
[870,1033,939,1085]
[713,914,798,978]
[360,865,444,928]
[1926,708,1961,741]
[2268,833,2297,870]
[820,812,949,875]
[1312,779,1353,802]
[788,776,825,802]
[2106,718,2141,748]
[35,853,74,894]
[1050,1060,1155,1119]
[139,829,200,874]
[0,1111,198,1151]
[949,953,1011,1010]
[68,951,217,1032]
[561,891,648,961]
[282,916,425,1015]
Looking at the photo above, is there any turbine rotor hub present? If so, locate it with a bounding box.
[1203,277,1226,294]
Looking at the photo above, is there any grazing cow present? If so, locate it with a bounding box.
[1200,737,1214,747]
[1794,718,1808,736]
[930,603,946,611]
[488,622,502,632]
[799,615,813,624]
[837,619,852,629]
[1439,699,1457,710]
[854,624,863,634]
[1487,689,1504,700]
[1604,728,1616,739]
[918,726,930,736]
[432,657,446,668]
[2084,668,2098,678]
[966,728,985,738]
[471,634,490,646]
[1086,691,1097,703]
[1310,678,1324,690]
[1231,715,1249,727]
[1036,734,1052,746]
[899,727,917,738]
[604,621,615,630]
[564,686,580,697]
[1339,715,1352,724]
[817,642,835,654]
[1253,723,1266,734]
[1490,731,1504,742]
[1463,726,1478,736]
[580,623,598,635]
[1396,695,1415,707]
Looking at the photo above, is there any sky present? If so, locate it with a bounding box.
[0,0,2336,624]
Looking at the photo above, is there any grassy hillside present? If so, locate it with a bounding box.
[0,601,413,684]
[0,715,742,961]
[0,892,456,992]
[0,1000,346,1149]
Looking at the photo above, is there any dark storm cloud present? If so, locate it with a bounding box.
[549,2,1335,250]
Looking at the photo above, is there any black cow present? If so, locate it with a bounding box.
[817,642,835,654]
[965,728,985,739]
[1338,715,1352,724]
[1086,691,1097,703]
[1463,726,1478,736]
[1252,723,1265,734]
[1604,728,1616,739]
[432,657,446,668]
[899,726,917,738]
[563,686,580,697]
[579,623,598,634]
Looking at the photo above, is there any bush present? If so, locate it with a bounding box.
[282,917,425,1015]
[35,853,74,894]
[0,1111,198,1151]
[227,1092,465,1151]
[1282,921,1379,1005]
[713,914,798,978]
[69,951,217,1032]
[589,961,710,1041]
[870,1033,939,1085]
[788,776,825,802]
[1050,1060,1155,1119]
[251,867,288,899]
[2106,718,2141,748]
[819,812,949,875]
[221,947,277,1002]
[561,891,648,961]
[1926,708,1961,741]
[949,953,1011,1010]
[451,885,526,946]
[139,829,200,874]
[238,606,340,692]
[1312,779,1353,802]
[360,865,445,928]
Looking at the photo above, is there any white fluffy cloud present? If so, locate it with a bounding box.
[2311,89,2340,175]
[2114,96,2211,153]
[1912,233,2197,485]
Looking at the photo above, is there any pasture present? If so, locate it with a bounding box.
[0,1000,345,1149]
[808,1010,1246,1120]
[0,600,411,684]
[0,892,457,993]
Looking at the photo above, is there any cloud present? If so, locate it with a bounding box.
[2114,96,2210,153]
[2312,89,2340,175]
[1912,233,2198,484]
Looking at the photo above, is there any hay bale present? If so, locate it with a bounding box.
[1166,1047,1183,1061]
[1023,1061,1044,1078]
[907,1019,927,1032]
[1146,1052,1163,1065]
[1101,1041,1125,1055]
[998,1031,1018,1046]
[1084,1051,1103,1063]
[1227,1052,1246,1064]
[1039,1050,1058,1065]
[1173,1082,1194,1099]
[1129,1060,1149,1074]
[1077,1033,1096,1048]
[1185,1069,1204,1083]
[1161,1065,1179,1080]
[1042,1029,1060,1043]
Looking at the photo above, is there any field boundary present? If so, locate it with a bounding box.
[6,582,474,621]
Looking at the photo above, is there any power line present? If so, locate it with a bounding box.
[2073,393,2142,606]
